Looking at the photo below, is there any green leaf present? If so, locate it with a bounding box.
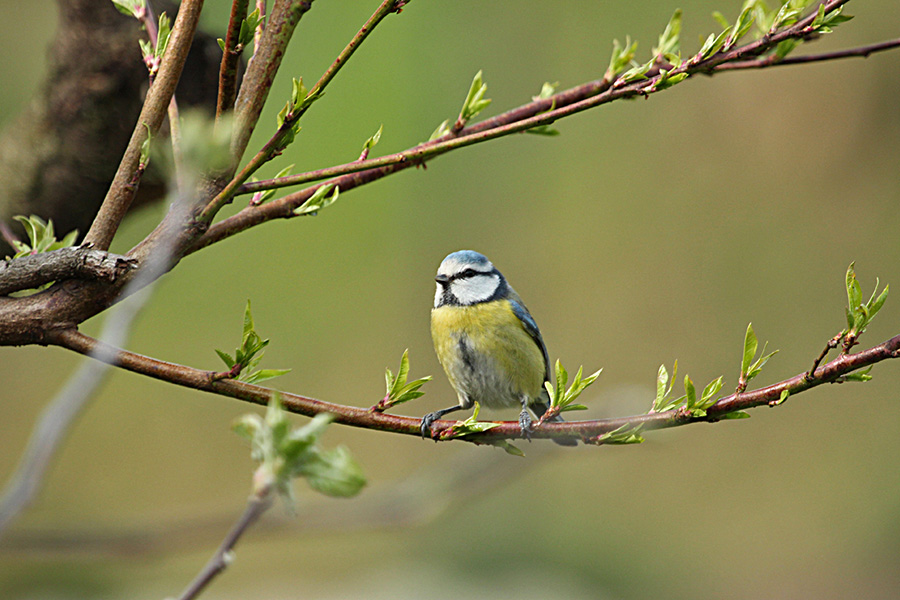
[843,366,873,382]
[742,323,758,376]
[429,119,451,141]
[721,410,751,419]
[111,0,145,18]
[215,349,236,369]
[155,12,172,58]
[299,446,367,498]
[774,38,799,60]
[243,368,293,385]
[773,389,790,406]
[492,440,526,457]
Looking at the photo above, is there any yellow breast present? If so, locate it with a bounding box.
[431,300,545,408]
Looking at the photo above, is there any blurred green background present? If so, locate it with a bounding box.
[2,1,900,598]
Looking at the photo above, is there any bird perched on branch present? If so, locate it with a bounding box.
[422,250,576,446]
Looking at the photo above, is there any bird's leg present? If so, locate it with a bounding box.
[518,396,534,440]
[421,405,466,439]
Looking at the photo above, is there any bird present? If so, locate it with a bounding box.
[422,250,577,446]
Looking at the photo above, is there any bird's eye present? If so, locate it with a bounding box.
[459,268,478,279]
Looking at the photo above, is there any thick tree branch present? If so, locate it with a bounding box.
[46,328,900,446]
[0,246,136,296]
[83,0,205,251]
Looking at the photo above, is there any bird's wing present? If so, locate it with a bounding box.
[507,295,552,384]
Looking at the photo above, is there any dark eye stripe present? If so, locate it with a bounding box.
[452,267,493,281]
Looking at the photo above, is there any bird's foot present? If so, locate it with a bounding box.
[519,409,534,441]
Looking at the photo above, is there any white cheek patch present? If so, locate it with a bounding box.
[452,273,499,305]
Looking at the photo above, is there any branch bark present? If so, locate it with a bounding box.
[0,246,136,296]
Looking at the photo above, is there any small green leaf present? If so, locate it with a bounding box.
[243,368,293,384]
[721,410,751,419]
[215,349,236,368]
[293,184,340,217]
[773,389,790,406]
[361,124,384,153]
[597,423,645,445]
[111,0,145,18]
[449,402,500,437]
[459,70,492,124]
[843,366,873,382]
[429,119,451,141]
[491,440,526,457]
[217,38,226,52]
[653,9,682,59]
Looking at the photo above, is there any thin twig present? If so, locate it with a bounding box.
[176,495,273,600]
[715,37,900,71]
[83,0,205,251]
[46,327,900,446]
[216,0,251,119]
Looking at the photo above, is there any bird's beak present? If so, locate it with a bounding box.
[435,274,450,285]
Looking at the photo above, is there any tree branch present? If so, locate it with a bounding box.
[83,0,205,251]
[0,246,136,296]
[46,328,900,446]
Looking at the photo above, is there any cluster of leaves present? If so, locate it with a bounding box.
[215,301,291,384]
[7,216,78,260]
[369,349,431,413]
[545,360,601,414]
[842,262,889,350]
[737,323,778,393]
[430,70,492,140]
[275,77,323,152]
[233,393,366,504]
[217,7,265,54]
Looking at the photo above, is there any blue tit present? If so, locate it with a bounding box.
[422,250,577,446]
